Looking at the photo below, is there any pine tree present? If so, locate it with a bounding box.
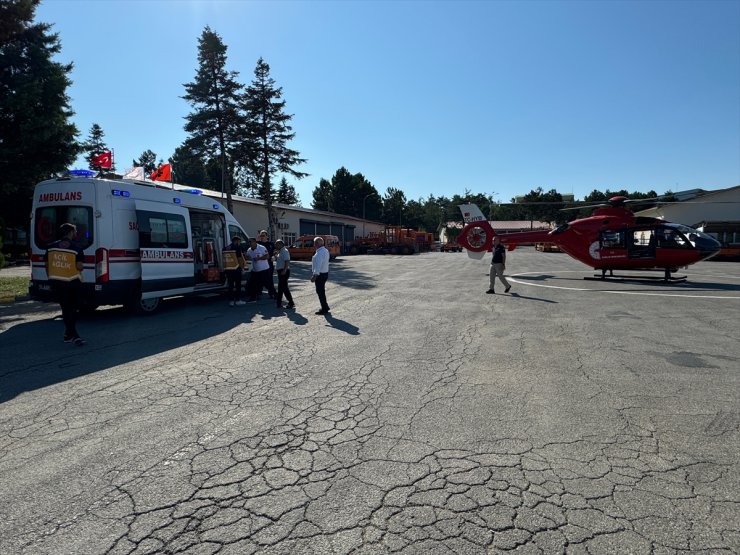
[182,27,243,212]
[383,187,407,226]
[276,177,300,205]
[242,57,307,237]
[83,124,110,170]
[0,0,78,228]
[171,143,207,188]
[329,167,356,216]
[132,149,158,175]
[312,178,333,211]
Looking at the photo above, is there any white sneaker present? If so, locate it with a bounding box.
[229,301,235,306]
[235,300,246,306]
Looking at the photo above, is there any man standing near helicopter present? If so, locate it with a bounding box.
[487,236,511,294]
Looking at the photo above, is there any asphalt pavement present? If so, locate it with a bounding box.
[1,250,738,554]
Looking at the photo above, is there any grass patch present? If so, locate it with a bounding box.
[0,276,29,302]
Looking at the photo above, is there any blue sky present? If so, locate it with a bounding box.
[36,0,740,205]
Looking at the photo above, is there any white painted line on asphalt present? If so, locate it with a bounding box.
[509,271,740,299]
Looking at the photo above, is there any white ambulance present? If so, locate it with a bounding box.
[29,175,249,313]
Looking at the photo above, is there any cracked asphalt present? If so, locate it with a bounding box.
[1,250,738,554]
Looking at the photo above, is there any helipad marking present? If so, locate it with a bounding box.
[509,271,740,299]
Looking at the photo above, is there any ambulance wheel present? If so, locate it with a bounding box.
[126,295,161,315]
[136,297,161,314]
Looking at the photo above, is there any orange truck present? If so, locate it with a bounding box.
[351,227,433,255]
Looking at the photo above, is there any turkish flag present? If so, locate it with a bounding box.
[150,163,172,182]
[91,151,112,168]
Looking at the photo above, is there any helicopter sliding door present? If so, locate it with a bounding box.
[597,229,658,261]
[629,229,656,259]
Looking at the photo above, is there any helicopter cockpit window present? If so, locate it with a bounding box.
[600,231,625,248]
[656,226,689,248]
[667,224,716,248]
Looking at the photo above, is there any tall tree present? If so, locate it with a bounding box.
[132,149,157,175]
[0,0,79,228]
[518,188,564,223]
[403,199,426,230]
[328,167,356,216]
[276,177,300,205]
[182,26,243,212]
[242,57,307,238]
[347,172,380,220]
[310,167,380,219]
[82,123,109,170]
[312,178,333,211]
[171,143,207,189]
[382,187,406,226]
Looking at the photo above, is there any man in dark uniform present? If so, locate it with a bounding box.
[46,223,86,345]
[487,236,511,294]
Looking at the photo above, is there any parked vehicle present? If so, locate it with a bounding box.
[535,242,562,252]
[288,234,340,260]
[351,227,432,255]
[440,240,463,252]
[29,176,248,313]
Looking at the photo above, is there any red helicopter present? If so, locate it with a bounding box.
[456,197,722,282]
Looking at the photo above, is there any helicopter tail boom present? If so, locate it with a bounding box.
[497,229,553,246]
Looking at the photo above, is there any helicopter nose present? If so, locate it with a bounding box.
[697,236,722,259]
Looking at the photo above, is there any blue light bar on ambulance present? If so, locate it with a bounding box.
[173,197,182,204]
[182,188,202,195]
[69,169,96,177]
[213,204,220,209]
[112,189,131,197]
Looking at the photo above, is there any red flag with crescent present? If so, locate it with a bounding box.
[91,151,112,168]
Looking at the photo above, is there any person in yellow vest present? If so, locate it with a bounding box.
[45,223,86,346]
[223,235,246,306]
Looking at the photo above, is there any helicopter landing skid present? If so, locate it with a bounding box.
[585,269,687,283]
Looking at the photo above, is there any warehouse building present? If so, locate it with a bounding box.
[182,186,385,252]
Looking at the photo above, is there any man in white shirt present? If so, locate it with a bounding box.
[245,237,271,302]
[310,236,331,314]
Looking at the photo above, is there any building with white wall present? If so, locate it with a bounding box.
[177,186,384,252]
[635,186,740,226]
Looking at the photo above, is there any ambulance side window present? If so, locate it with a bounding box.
[138,210,188,248]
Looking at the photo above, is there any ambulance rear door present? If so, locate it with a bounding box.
[135,200,195,296]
